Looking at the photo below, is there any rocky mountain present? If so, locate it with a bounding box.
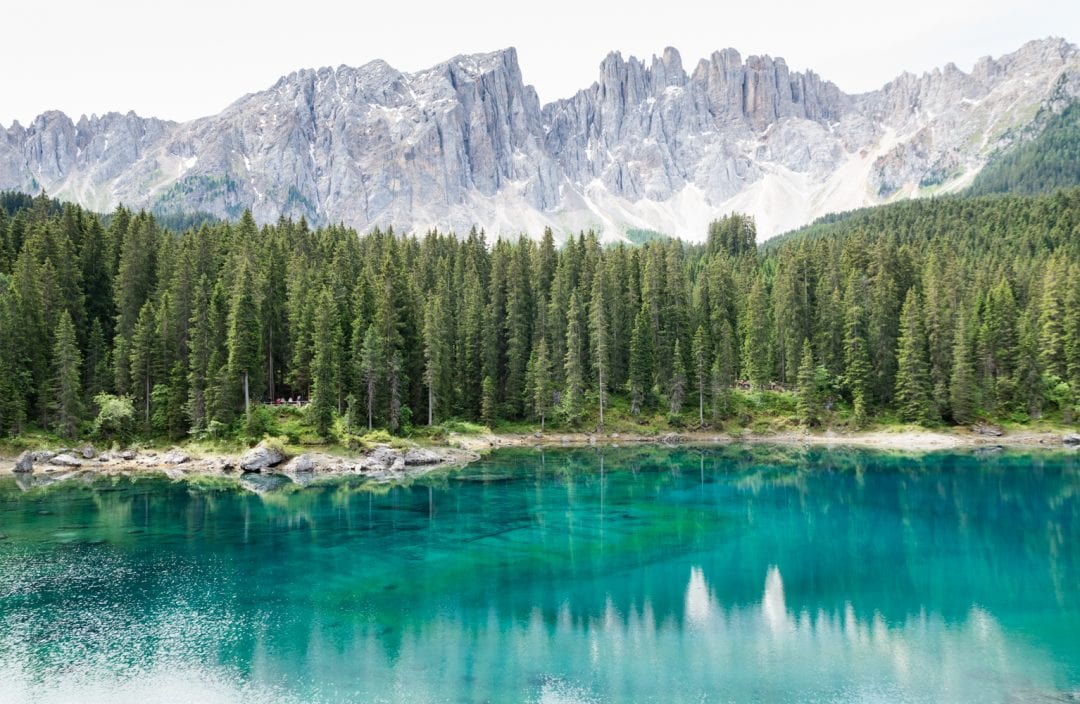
[2,38,1078,240]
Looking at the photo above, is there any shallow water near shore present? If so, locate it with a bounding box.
[0,445,1077,703]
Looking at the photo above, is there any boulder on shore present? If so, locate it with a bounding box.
[972,424,1004,437]
[404,449,441,466]
[1064,433,1080,446]
[239,443,286,473]
[119,449,138,461]
[49,454,84,468]
[14,451,33,474]
[161,449,190,465]
[79,445,96,459]
[371,446,402,469]
[283,454,315,474]
[30,450,56,463]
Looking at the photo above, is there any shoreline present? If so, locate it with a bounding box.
[1,426,1076,484]
[447,426,1077,453]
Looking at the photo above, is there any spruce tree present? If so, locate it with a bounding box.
[50,311,83,439]
[359,325,383,431]
[562,292,585,425]
[627,303,653,415]
[528,337,553,430]
[691,325,708,425]
[711,320,736,420]
[310,288,340,438]
[129,301,158,427]
[227,261,262,426]
[895,288,936,424]
[949,310,978,424]
[589,271,609,428]
[669,339,686,417]
[796,339,819,427]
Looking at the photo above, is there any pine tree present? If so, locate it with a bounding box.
[796,339,819,427]
[359,325,383,431]
[627,303,653,415]
[669,339,686,417]
[227,261,262,426]
[562,292,585,425]
[481,375,497,428]
[589,270,610,428]
[843,275,873,427]
[1038,259,1068,378]
[895,288,936,424]
[711,320,736,420]
[528,337,553,430]
[949,310,978,424]
[742,276,771,390]
[691,325,708,425]
[310,288,341,438]
[129,301,158,427]
[50,311,83,439]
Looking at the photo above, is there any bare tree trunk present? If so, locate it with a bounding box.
[244,371,250,425]
[598,366,604,428]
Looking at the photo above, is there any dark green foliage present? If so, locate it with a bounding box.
[50,311,83,438]
[0,187,1078,442]
[895,289,937,424]
[796,340,820,427]
[969,102,1080,196]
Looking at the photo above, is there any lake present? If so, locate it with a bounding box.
[0,446,1077,703]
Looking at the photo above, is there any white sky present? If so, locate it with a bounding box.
[2,0,1075,126]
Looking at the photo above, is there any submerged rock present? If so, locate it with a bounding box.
[14,451,33,473]
[239,473,291,494]
[239,443,285,473]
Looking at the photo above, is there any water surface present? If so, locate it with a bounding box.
[0,446,1077,703]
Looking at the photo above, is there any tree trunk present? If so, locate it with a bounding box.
[598,366,604,428]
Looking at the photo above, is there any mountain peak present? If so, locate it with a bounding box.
[2,38,1077,241]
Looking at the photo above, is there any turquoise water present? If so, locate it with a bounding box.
[0,446,1077,703]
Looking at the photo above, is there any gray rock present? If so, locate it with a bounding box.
[283,454,315,473]
[238,443,286,473]
[972,424,1004,437]
[1063,433,1080,446]
[14,451,33,473]
[161,449,190,465]
[389,457,406,473]
[1,40,1075,241]
[119,449,137,461]
[79,444,96,459]
[370,446,402,469]
[660,433,681,445]
[30,450,56,463]
[48,454,83,467]
[403,449,442,466]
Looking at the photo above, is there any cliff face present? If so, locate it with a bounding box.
[2,38,1078,239]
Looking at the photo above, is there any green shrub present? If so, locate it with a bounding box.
[92,394,135,442]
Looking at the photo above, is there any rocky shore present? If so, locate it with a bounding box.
[2,427,1077,492]
[0,441,479,491]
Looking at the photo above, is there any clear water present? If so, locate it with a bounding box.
[0,446,1077,704]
